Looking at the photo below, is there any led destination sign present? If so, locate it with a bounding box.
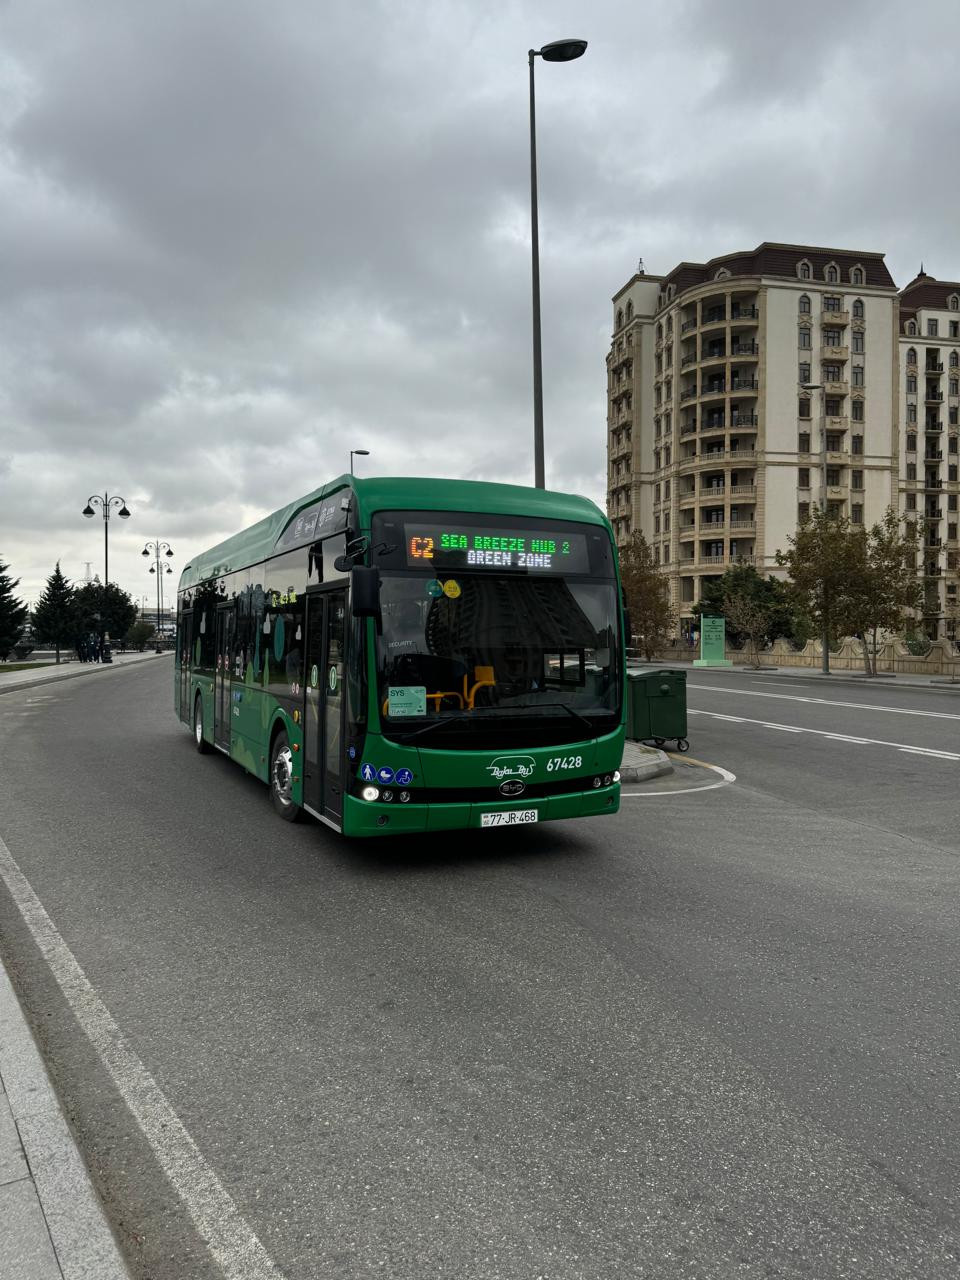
[404,522,590,573]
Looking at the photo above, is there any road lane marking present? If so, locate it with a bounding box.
[688,709,960,760]
[622,756,736,796]
[0,833,285,1280]
[689,684,960,721]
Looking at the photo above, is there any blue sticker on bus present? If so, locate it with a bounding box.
[377,766,395,784]
[360,763,377,782]
[395,768,413,786]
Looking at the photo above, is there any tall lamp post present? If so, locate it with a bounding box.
[801,381,830,674]
[82,493,131,648]
[528,37,587,489]
[142,541,174,651]
[350,448,370,476]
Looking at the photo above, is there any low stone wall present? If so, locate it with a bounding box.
[635,636,960,677]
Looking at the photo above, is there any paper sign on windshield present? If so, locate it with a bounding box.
[388,686,427,718]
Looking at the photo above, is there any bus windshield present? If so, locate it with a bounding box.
[376,572,621,747]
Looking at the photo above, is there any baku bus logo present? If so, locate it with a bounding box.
[486,755,536,782]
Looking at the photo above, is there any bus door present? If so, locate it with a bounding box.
[302,588,347,824]
[178,609,193,722]
[214,603,235,751]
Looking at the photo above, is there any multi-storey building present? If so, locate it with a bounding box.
[606,243,960,641]
[896,271,960,635]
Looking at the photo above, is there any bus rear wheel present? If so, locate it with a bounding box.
[194,695,209,754]
[270,731,302,822]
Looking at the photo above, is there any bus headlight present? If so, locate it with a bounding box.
[361,785,380,802]
[399,791,411,804]
[613,770,621,784]
[381,789,394,803]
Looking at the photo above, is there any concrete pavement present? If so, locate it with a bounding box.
[0,650,170,696]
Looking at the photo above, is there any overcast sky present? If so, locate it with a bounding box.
[3,0,960,609]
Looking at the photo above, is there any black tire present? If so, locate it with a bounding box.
[677,738,690,753]
[194,695,210,754]
[653,737,666,748]
[270,730,302,822]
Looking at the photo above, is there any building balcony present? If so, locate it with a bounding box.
[701,418,726,434]
[700,349,727,366]
[827,486,846,500]
[731,304,758,321]
[826,450,850,464]
[731,411,758,426]
[679,490,697,505]
[700,485,725,499]
[730,484,757,496]
[730,377,759,394]
[924,478,944,490]
[926,391,944,403]
[680,318,698,334]
[826,415,849,431]
[679,525,697,539]
[680,386,698,402]
[680,420,698,436]
[699,554,727,566]
[680,351,697,367]
[925,508,943,519]
[926,362,944,374]
[822,308,849,325]
[821,344,849,361]
[700,382,726,399]
[700,520,726,532]
[730,341,759,357]
[824,380,848,396]
[926,450,943,461]
[729,519,756,530]
[701,309,726,328]
[926,422,943,433]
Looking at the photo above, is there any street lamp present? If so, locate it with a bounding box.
[801,381,830,674]
[350,449,370,476]
[528,37,588,489]
[82,492,130,650]
[142,541,174,651]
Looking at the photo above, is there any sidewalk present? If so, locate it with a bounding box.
[627,659,960,693]
[619,740,673,783]
[0,650,171,697]
[0,963,130,1280]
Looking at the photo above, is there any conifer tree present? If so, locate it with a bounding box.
[32,562,78,664]
[0,558,29,661]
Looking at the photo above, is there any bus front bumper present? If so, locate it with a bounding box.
[343,781,620,838]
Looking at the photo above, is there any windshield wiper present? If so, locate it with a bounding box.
[391,711,474,743]
[503,702,595,733]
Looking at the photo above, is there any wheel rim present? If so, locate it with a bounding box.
[195,702,203,743]
[273,744,294,806]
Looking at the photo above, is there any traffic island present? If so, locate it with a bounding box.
[619,741,673,783]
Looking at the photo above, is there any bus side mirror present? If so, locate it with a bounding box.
[351,565,381,620]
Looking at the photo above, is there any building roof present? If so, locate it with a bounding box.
[657,241,896,294]
[899,270,960,310]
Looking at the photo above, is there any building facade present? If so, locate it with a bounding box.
[607,244,959,640]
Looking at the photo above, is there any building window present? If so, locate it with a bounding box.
[907,347,917,364]
[799,362,811,384]
[799,467,810,488]
[823,328,842,347]
[852,434,864,454]
[825,398,842,416]
[823,364,841,383]
[951,408,959,426]
[798,431,811,453]
[928,319,939,337]
[951,322,959,339]
[851,469,864,490]
[799,293,811,313]
[798,397,811,418]
[799,328,811,349]
[664,480,671,500]
[852,401,865,422]
[825,264,839,283]
[951,438,959,455]
[951,466,959,482]
[798,261,811,280]
[907,433,917,452]
[907,463,917,480]
[852,298,864,317]
[616,309,623,329]
[950,496,958,512]
[907,321,917,336]
[906,403,917,423]
[951,295,960,311]
[852,366,865,387]
[851,503,864,524]
[951,352,959,368]
[798,502,810,521]
[852,333,864,353]
[824,295,841,312]
[907,374,917,393]
[906,493,916,511]
[625,300,633,321]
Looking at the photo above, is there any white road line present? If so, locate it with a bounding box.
[623,759,736,796]
[0,834,286,1280]
[689,683,960,721]
[688,708,960,760]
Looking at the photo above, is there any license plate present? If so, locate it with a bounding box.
[481,809,538,828]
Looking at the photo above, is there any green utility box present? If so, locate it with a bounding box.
[626,669,689,752]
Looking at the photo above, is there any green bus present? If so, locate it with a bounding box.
[175,476,626,838]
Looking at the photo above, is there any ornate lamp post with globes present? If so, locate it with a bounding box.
[142,541,174,652]
[82,492,130,654]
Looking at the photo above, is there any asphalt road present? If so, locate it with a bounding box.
[0,660,958,1279]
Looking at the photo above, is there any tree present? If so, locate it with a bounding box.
[125,619,156,652]
[0,558,29,661]
[841,510,923,676]
[618,531,674,660]
[32,563,77,664]
[776,510,863,675]
[691,564,800,651]
[74,581,137,649]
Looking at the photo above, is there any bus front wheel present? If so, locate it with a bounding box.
[194,695,209,754]
[270,731,302,823]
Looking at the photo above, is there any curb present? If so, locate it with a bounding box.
[0,652,170,697]
[0,960,131,1279]
[619,748,673,783]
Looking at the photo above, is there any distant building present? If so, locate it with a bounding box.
[607,244,958,640]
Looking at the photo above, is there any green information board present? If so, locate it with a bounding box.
[694,615,732,667]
